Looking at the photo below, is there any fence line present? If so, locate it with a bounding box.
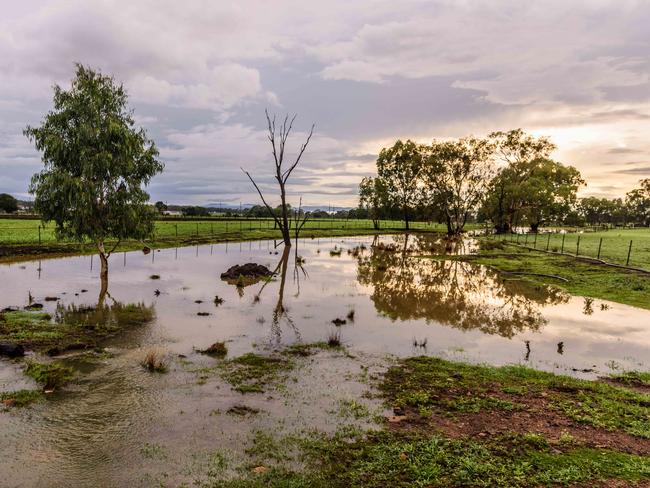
[489,230,650,273]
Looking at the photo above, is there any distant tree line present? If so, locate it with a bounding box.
[358,129,650,234]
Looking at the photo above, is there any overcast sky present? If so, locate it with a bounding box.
[1,0,649,207]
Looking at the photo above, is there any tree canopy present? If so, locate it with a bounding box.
[24,64,163,285]
[0,193,18,213]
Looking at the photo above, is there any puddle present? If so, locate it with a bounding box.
[1,233,649,486]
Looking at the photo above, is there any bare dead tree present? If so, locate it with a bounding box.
[242,110,314,247]
[292,196,309,240]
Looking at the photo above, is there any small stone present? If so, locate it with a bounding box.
[399,453,408,461]
[252,466,268,474]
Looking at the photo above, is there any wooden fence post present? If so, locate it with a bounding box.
[561,234,565,254]
[576,235,581,257]
[597,237,602,260]
[626,240,633,266]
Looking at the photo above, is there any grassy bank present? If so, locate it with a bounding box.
[491,227,650,270]
[466,240,650,310]
[208,355,650,487]
[0,225,408,262]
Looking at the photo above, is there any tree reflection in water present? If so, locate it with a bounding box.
[356,234,568,338]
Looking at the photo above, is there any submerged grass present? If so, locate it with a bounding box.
[0,389,42,408]
[0,303,154,353]
[24,360,74,390]
[219,353,295,394]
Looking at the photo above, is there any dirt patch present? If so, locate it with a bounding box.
[388,391,650,456]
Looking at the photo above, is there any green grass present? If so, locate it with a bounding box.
[469,241,650,310]
[0,389,42,408]
[0,217,449,248]
[382,356,650,438]
[24,360,74,390]
[213,430,650,488]
[492,227,650,270]
[208,356,650,487]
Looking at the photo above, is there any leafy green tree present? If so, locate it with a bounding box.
[24,64,163,295]
[626,179,650,226]
[517,158,584,231]
[154,201,168,213]
[423,137,495,236]
[376,140,425,230]
[484,129,556,233]
[359,176,389,230]
[0,193,19,213]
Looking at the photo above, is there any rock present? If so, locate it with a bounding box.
[0,342,25,358]
[24,303,44,310]
[1,307,18,313]
[332,318,347,326]
[252,466,268,475]
[142,246,151,255]
[44,296,59,302]
[220,263,274,280]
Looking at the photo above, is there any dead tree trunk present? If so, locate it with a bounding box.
[243,110,314,247]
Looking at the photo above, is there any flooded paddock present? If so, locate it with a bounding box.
[0,234,649,487]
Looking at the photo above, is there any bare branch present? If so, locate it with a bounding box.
[282,123,314,183]
[241,168,283,230]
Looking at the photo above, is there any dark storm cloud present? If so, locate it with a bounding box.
[2,1,650,205]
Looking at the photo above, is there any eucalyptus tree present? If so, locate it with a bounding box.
[626,179,650,226]
[485,129,557,232]
[24,64,163,297]
[516,158,584,231]
[423,137,495,236]
[359,176,388,229]
[242,111,314,247]
[0,194,18,214]
[375,140,425,230]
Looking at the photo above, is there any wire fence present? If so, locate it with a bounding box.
[0,218,445,246]
[488,228,650,272]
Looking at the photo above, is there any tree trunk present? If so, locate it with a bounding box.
[97,241,109,307]
[279,183,291,246]
[403,206,409,231]
[446,215,453,236]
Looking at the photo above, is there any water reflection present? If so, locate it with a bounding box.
[357,235,568,338]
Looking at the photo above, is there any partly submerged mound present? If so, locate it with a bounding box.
[220,263,274,287]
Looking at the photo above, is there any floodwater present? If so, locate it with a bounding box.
[0,234,649,487]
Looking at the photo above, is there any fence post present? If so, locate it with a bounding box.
[534,233,538,249]
[561,234,565,254]
[516,233,520,243]
[525,234,528,245]
[196,223,199,236]
[175,224,178,238]
[38,225,41,245]
[626,240,633,266]
[576,235,581,257]
[546,233,550,251]
[597,237,602,260]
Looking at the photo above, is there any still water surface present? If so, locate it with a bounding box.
[0,234,648,487]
